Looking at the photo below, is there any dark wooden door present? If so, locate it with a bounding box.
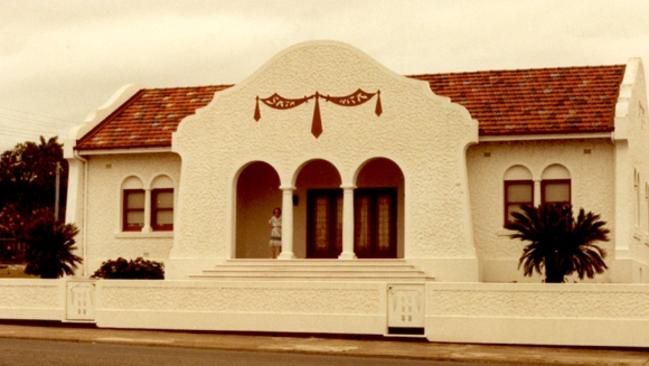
[307,189,342,258]
[354,188,397,258]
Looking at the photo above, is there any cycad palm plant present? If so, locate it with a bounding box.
[23,210,82,279]
[505,203,609,283]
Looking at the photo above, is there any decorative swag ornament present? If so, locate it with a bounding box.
[254,89,382,138]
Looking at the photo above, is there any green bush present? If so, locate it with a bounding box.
[92,257,164,279]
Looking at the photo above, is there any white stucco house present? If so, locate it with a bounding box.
[50,41,649,345]
[65,41,649,283]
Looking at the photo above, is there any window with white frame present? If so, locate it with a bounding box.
[503,165,534,225]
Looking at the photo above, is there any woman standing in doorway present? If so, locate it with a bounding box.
[268,207,282,258]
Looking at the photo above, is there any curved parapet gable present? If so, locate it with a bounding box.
[170,41,480,280]
[63,84,139,159]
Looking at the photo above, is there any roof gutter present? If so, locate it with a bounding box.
[76,146,172,155]
[478,132,612,142]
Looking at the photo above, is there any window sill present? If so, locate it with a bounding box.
[114,231,173,239]
[496,229,515,237]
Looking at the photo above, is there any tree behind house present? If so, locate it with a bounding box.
[0,136,68,218]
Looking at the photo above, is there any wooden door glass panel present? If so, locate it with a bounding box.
[377,195,391,250]
[307,189,342,258]
[335,195,343,252]
[355,196,371,251]
[354,188,397,258]
[314,196,329,250]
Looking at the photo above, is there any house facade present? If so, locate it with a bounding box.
[64,41,649,284]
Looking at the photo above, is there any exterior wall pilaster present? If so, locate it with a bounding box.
[142,188,152,233]
[614,141,632,258]
[533,179,541,205]
[65,157,87,275]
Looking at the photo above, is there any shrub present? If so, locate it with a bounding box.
[23,209,82,279]
[92,257,164,279]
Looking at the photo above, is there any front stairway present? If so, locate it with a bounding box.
[189,259,433,282]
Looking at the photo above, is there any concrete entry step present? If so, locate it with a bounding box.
[189,259,433,281]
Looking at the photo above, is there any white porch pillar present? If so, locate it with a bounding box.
[339,185,357,260]
[278,186,295,259]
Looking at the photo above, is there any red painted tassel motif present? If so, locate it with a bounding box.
[375,90,382,116]
[254,96,261,121]
[311,92,323,138]
[255,89,381,137]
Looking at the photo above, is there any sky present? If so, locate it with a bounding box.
[2,0,649,151]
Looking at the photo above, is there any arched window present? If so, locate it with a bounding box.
[541,164,571,206]
[503,165,533,225]
[121,176,144,232]
[151,175,174,231]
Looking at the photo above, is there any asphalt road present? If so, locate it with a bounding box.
[0,338,529,366]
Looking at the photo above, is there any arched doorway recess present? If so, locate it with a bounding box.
[293,159,342,258]
[354,158,404,258]
[235,162,281,258]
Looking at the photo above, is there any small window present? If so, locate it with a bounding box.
[151,188,173,231]
[123,189,145,231]
[504,180,533,225]
[541,179,571,205]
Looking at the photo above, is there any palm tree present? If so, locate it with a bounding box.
[505,203,609,283]
[23,209,82,279]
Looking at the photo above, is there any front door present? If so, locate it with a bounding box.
[354,188,397,258]
[307,189,342,258]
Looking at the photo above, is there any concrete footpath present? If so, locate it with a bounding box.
[0,322,648,366]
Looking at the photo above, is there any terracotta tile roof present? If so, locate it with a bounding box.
[76,65,625,150]
[411,65,625,136]
[76,85,232,150]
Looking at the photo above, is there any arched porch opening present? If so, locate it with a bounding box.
[293,159,342,258]
[235,161,281,258]
[354,158,405,258]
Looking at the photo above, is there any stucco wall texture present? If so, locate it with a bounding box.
[615,60,649,282]
[467,139,616,282]
[66,42,649,284]
[84,153,180,274]
[170,41,479,280]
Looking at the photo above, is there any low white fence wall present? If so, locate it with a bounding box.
[2,279,649,347]
[95,280,387,335]
[0,279,64,320]
[426,283,649,347]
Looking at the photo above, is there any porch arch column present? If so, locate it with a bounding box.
[278,185,295,260]
[339,184,357,260]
